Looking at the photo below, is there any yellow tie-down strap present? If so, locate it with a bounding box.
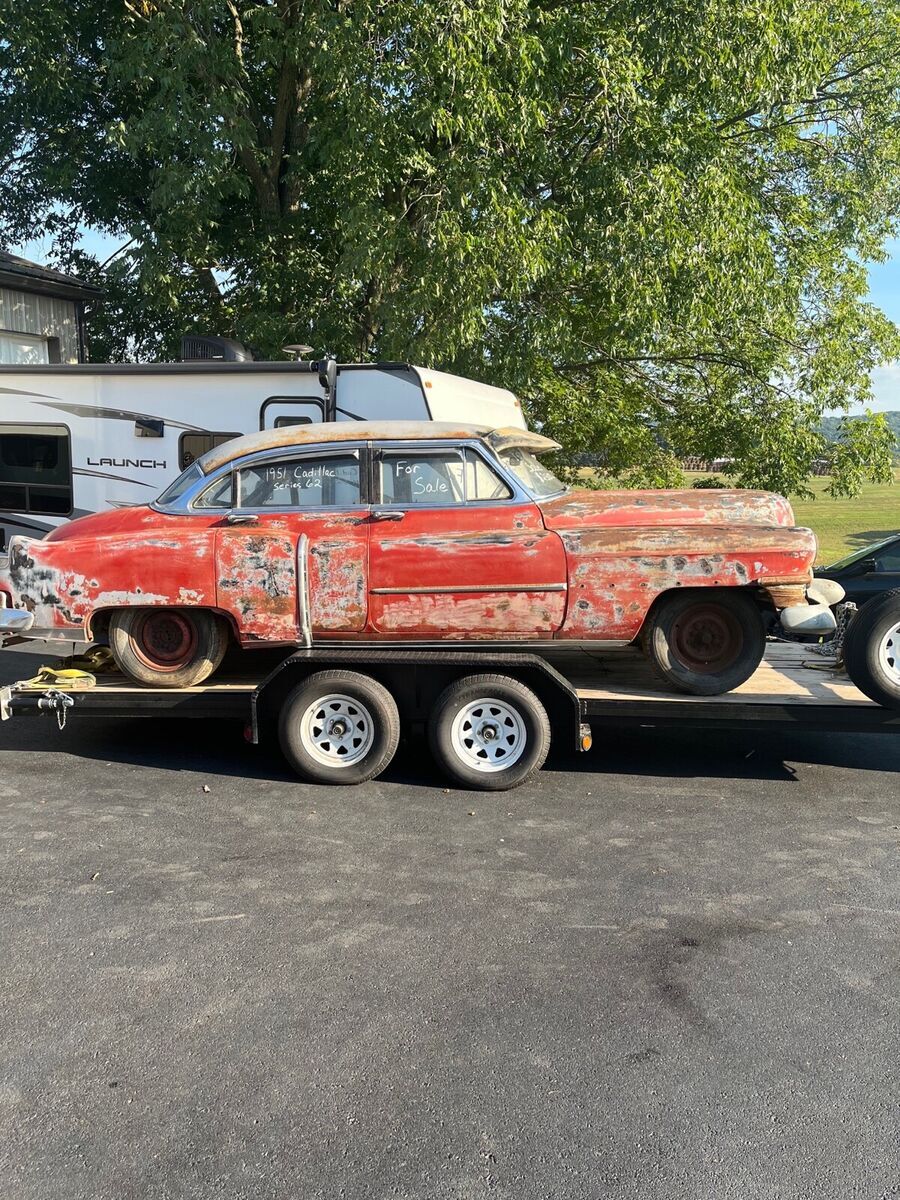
[14,666,97,692]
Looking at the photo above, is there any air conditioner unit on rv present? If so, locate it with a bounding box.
[180,335,252,362]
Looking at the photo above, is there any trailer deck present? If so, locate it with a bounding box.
[3,643,898,735]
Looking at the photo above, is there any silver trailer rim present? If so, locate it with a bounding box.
[450,698,527,773]
[299,693,375,768]
[878,622,900,683]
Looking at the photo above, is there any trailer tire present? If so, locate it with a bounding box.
[642,590,765,695]
[109,608,228,688]
[842,588,900,709]
[428,674,550,791]
[278,670,400,784]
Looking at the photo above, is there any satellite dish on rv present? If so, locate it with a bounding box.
[282,344,313,360]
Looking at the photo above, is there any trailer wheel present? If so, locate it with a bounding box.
[642,591,765,695]
[278,670,400,784]
[109,608,228,688]
[842,588,900,709]
[428,674,551,791]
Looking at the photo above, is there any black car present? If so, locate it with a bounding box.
[816,533,900,607]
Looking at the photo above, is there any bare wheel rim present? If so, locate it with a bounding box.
[132,610,199,672]
[878,622,900,683]
[449,698,527,773]
[670,604,742,674]
[298,693,376,769]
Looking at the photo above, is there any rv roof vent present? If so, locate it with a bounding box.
[180,335,252,362]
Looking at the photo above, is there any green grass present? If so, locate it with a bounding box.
[685,470,900,565]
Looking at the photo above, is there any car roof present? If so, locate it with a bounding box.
[198,420,560,474]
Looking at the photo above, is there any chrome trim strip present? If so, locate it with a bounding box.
[297,533,311,648]
[371,583,567,595]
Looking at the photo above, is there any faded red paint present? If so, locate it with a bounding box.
[0,444,819,653]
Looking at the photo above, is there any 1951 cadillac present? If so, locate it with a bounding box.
[0,421,839,695]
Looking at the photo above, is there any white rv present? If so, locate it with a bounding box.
[0,355,526,548]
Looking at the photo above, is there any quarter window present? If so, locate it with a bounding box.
[238,453,361,509]
[0,424,72,515]
[194,473,234,509]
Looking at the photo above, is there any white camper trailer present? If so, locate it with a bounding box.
[0,356,526,548]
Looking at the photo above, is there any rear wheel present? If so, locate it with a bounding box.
[278,670,401,784]
[843,589,900,709]
[428,673,551,791]
[642,591,765,695]
[109,608,228,688]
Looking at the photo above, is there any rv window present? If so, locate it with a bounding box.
[274,416,313,429]
[179,432,240,471]
[0,425,72,515]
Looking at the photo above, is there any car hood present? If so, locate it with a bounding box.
[539,488,796,530]
[42,505,160,543]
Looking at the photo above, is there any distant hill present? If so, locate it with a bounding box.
[820,411,900,445]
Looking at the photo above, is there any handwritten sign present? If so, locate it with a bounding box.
[393,460,453,497]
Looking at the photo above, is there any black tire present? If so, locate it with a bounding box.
[278,670,400,784]
[842,588,900,709]
[428,673,551,791]
[108,608,228,688]
[642,590,765,696]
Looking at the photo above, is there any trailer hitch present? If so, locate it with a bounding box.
[37,689,75,730]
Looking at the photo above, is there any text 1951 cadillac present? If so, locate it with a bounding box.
[0,421,836,693]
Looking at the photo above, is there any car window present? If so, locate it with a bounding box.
[496,446,565,498]
[238,453,361,509]
[380,450,465,506]
[875,545,900,572]
[465,450,512,501]
[194,473,234,509]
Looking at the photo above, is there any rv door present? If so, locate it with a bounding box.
[260,395,324,430]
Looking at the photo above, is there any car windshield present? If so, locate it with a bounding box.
[826,536,898,571]
[156,462,202,506]
[495,446,566,498]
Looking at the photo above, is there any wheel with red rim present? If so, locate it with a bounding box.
[642,591,765,695]
[108,608,228,688]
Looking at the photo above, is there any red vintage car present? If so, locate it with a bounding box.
[0,421,829,695]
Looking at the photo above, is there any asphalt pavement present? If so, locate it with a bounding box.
[1,645,898,1199]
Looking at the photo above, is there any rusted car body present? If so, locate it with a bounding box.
[0,421,827,693]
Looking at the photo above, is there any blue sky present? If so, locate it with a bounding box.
[17,228,900,411]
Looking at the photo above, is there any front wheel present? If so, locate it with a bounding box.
[278,670,401,784]
[642,591,765,695]
[428,674,551,791]
[842,589,900,709]
[109,608,228,688]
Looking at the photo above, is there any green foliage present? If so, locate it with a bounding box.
[825,411,896,498]
[2,0,900,495]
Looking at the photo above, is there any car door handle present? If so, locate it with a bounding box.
[225,513,259,526]
[371,510,406,522]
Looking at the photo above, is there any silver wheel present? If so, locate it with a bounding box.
[449,698,527,773]
[298,693,375,769]
[877,622,900,682]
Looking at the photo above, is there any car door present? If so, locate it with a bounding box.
[214,445,369,644]
[366,442,567,638]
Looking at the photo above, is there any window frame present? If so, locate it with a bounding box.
[0,421,74,517]
[373,440,526,509]
[232,445,367,514]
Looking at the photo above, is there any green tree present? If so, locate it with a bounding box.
[2,0,899,495]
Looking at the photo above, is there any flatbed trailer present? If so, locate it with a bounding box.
[2,642,898,789]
